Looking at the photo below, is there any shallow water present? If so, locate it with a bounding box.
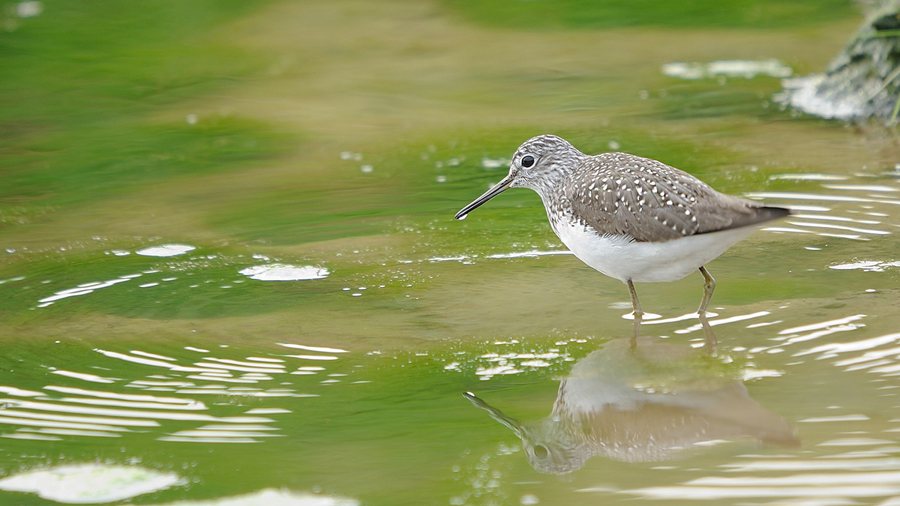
[3,0,900,505]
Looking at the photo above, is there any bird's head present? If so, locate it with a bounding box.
[455,134,585,220]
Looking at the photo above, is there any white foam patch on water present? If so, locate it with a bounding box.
[662,59,792,80]
[830,261,900,272]
[239,264,329,281]
[2,432,61,441]
[51,370,117,384]
[799,415,871,423]
[768,173,849,181]
[0,386,44,397]
[475,364,522,380]
[823,184,900,193]
[485,250,573,259]
[428,255,471,262]
[139,488,358,506]
[276,343,348,354]
[780,315,867,336]
[245,408,291,415]
[135,244,196,257]
[624,483,900,500]
[741,368,784,381]
[37,277,133,307]
[745,191,900,205]
[472,351,568,379]
[674,311,770,335]
[787,220,889,236]
[631,312,693,323]
[794,214,882,225]
[819,438,896,447]
[797,332,900,360]
[0,464,185,504]
[283,354,339,361]
[519,359,551,368]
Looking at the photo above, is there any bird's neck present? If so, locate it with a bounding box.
[524,150,587,227]
[528,156,583,200]
[537,187,577,238]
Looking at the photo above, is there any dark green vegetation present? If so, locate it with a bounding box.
[443,0,859,30]
[0,0,272,121]
[2,118,290,208]
[0,0,288,216]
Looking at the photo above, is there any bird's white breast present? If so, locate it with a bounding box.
[551,218,758,283]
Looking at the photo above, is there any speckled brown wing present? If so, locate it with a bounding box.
[564,153,788,243]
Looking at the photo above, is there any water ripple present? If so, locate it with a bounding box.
[0,344,348,444]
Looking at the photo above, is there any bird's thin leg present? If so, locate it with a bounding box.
[627,279,643,346]
[627,279,644,318]
[697,266,716,315]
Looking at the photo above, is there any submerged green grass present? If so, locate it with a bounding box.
[1,117,292,209]
[0,0,291,233]
[442,0,859,30]
[0,0,275,123]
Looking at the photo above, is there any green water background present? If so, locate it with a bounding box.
[2,1,900,505]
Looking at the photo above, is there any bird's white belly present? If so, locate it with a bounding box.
[553,221,758,283]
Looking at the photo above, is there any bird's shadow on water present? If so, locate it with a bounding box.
[464,322,799,475]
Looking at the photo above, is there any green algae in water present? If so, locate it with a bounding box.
[442,0,859,30]
[0,118,293,210]
[3,1,900,505]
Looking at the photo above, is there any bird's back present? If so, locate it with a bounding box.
[560,153,790,243]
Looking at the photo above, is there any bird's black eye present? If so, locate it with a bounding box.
[521,155,535,168]
[533,445,549,459]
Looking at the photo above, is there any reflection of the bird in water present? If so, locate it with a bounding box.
[465,330,798,474]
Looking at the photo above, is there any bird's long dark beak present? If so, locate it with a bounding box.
[463,391,523,438]
[454,175,514,220]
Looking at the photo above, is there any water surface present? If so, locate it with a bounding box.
[2,0,900,504]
